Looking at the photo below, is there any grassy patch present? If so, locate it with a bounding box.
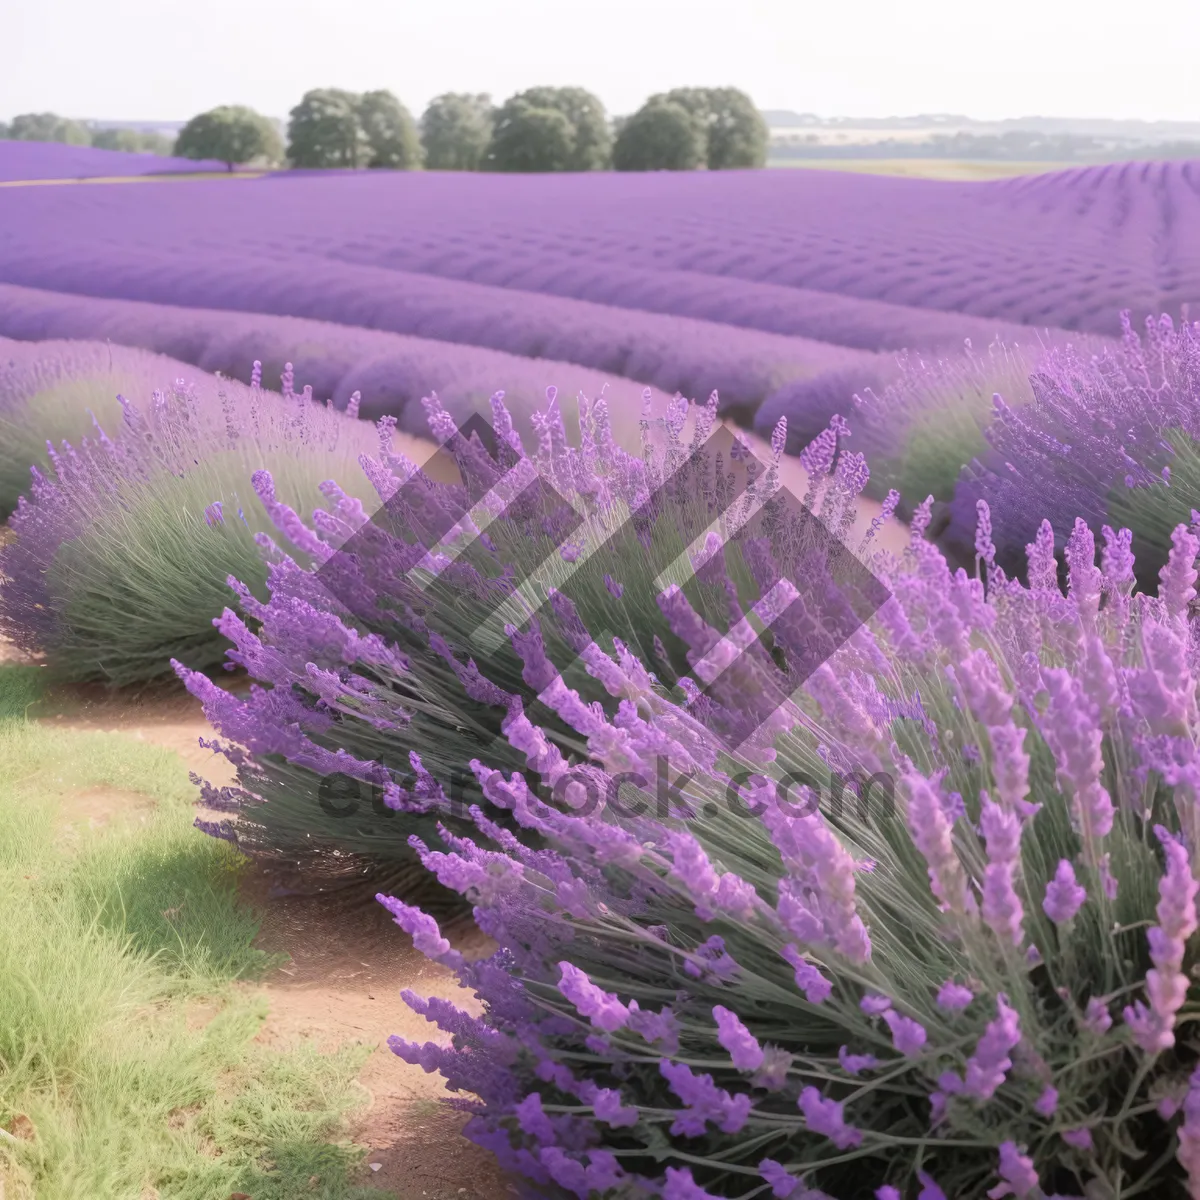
[0,666,394,1199]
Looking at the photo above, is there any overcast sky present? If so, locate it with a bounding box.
[6,0,1200,124]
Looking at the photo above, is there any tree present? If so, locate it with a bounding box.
[613,99,705,171]
[357,90,423,169]
[420,93,493,170]
[0,122,8,140]
[286,89,367,169]
[485,86,611,172]
[655,87,768,169]
[485,103,575,173]
[174,106,281,171]
[8,112,91,145]
[90,128,176,155]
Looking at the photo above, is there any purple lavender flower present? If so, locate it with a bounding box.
[838,1045,879,1075]
[980,798,1025,946]
[1043,860,1086,924]
[882,1009,927,1057]
[557,963,630,1033]
[1082,997,1113,1036]
[936,980,974,1011]
[1176,1066,1200,1191]
[592,1088,638,1128]
[516,1093,556,1144]
[712,1005,764,1072]
[759,1160,798,1200]
[797,1087,862,1150]
[917,1171,947,1200]
[1034,1086,1058,1117]
[662,1167,719,1200]
[781,947,833,1004]
[901,769,975,916]
[1124,826,1199,1053]
[660,1060,752,1136]
[942,993,1021,1101]
[988,1142,1039,1199]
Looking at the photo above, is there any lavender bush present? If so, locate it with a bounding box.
[949,312,1200,586]
[849,338,1049,513]
[0,361,380,685]
[0,337,212,517]
[181,385,1200,1196]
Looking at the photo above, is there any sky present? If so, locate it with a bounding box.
[5,0,1200,124]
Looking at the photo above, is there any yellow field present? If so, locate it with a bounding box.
[0,171,266,188]
[766,158,1077,181]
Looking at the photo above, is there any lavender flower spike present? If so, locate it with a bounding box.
[980,797,1025,947]
[712,1005,765,1072]
[797,1087,862,1150]
[1043,859,1087,924]
[557,962,631,1033]
[1124,826,1199,1053]
[1160,523,1200,622]
[1176,1066,1200,1195]
[987,1142,1039,1199]
[901,769,976,917]
[943,993,1021,1101]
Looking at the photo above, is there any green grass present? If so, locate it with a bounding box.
[0,666,395,1200]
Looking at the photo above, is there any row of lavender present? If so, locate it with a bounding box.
[5,311,1200,687]
[3,164,1196,340]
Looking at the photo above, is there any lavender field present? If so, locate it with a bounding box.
[9,132,1200,1200]
[0,140,227,182]
[3,160,1199,443]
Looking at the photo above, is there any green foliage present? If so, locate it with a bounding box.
[861,339,1046,510]
[7,112,91,145]
[419,92,494,170]
[286,88,422,170]
[654,87,768,169]
[485,86,611,172]
[89,127,177,155]
[357,90,423,169]
[485,102,576,173]
[174,105,282,171]
[286,88,368,169]
[613,99,706,171]
[0,699,387,1200]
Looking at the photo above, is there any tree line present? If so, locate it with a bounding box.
[2,86,769,173]
[0,112,176,154]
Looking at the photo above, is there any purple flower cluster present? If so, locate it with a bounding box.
[178,386,1200,1199]
[949,311,1200,582]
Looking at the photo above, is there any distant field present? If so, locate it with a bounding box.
[767,157,1076,180]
